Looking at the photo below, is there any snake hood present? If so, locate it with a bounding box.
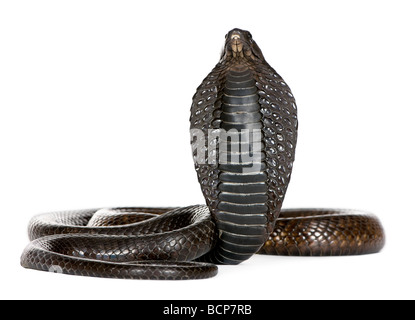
[220,28,265,63]
[191,28,299,264]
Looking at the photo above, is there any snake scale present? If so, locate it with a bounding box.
[20,29,385,280]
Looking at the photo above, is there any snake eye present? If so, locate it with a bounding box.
[247,32,253,43]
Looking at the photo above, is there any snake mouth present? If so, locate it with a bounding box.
[230,34,244,53]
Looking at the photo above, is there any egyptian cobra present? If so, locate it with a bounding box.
[20,29,385,280]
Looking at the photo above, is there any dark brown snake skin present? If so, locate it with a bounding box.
[20,29,385,280]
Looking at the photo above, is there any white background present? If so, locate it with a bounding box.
[1,0,414,300]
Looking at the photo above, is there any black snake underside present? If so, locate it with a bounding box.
[20,29,385,280]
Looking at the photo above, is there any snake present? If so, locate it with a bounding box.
[20,29,385,280]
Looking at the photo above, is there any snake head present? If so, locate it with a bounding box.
[220,28,265,63]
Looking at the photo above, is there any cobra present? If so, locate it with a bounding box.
[20,29,385,280]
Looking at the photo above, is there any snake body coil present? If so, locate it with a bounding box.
[20,29,385,280]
